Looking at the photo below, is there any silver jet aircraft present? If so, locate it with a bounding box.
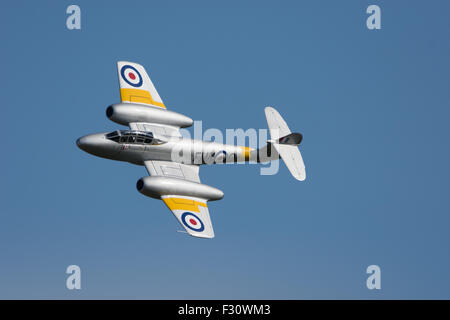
[77,61,306,238]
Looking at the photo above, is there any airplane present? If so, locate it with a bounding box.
[76,61,306,238]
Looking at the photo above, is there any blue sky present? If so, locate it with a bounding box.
[1,0,449,299]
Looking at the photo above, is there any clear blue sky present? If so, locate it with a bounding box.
[1,0,449,299]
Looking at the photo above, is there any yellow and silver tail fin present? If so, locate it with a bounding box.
[117,61,166,109]
[264,106,306,181]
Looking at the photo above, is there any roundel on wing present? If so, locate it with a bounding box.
[181,212,205,232]
[120,65,143,87]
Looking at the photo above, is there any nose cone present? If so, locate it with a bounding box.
[76,133,119,159]
[76,134,99,153]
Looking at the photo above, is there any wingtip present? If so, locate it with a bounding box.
[296,169,306,181]
[190,233,215,239]
[117,60,143,68]
[177,230,215,239]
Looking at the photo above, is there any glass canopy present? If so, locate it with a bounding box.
[105,130,157,145]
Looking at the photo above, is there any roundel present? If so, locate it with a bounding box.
[181,212,205,232]
[215,150,227,163]
[120,65,143,87]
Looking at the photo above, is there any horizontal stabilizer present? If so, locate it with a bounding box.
[265,106,306,181]
[273,144,306,181]
[265,107,291,140]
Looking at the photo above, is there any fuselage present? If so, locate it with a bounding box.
[76,131,252,166]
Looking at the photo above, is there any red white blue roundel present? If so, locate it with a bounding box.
[181,212,205,232]
[120,65,143,87]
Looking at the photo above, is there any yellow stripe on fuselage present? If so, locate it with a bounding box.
[162,197,207,213]
[120,88,166,108]
[240,146,252,161]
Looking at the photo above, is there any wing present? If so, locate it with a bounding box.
[144,161,214,238]
[117,61,166,108]
[116,61,182,138]
[144,160,200,183]
[117,61,181,137]
[162,196,214,239]
[118,61,214,238]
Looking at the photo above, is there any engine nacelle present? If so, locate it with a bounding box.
[106,103,193,128]
[136,176,224,201]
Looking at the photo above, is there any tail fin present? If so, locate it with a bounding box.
[117,61,166,109]
[264,107,306,181]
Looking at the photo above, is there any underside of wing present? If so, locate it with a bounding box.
[162,196,214,239]
[115,62,193,139]
[143,160,216,238]
[117,61,166,108]
[144,160,200,183]
[114,61,217,239]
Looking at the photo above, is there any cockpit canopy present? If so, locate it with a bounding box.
[105,130,163,145]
